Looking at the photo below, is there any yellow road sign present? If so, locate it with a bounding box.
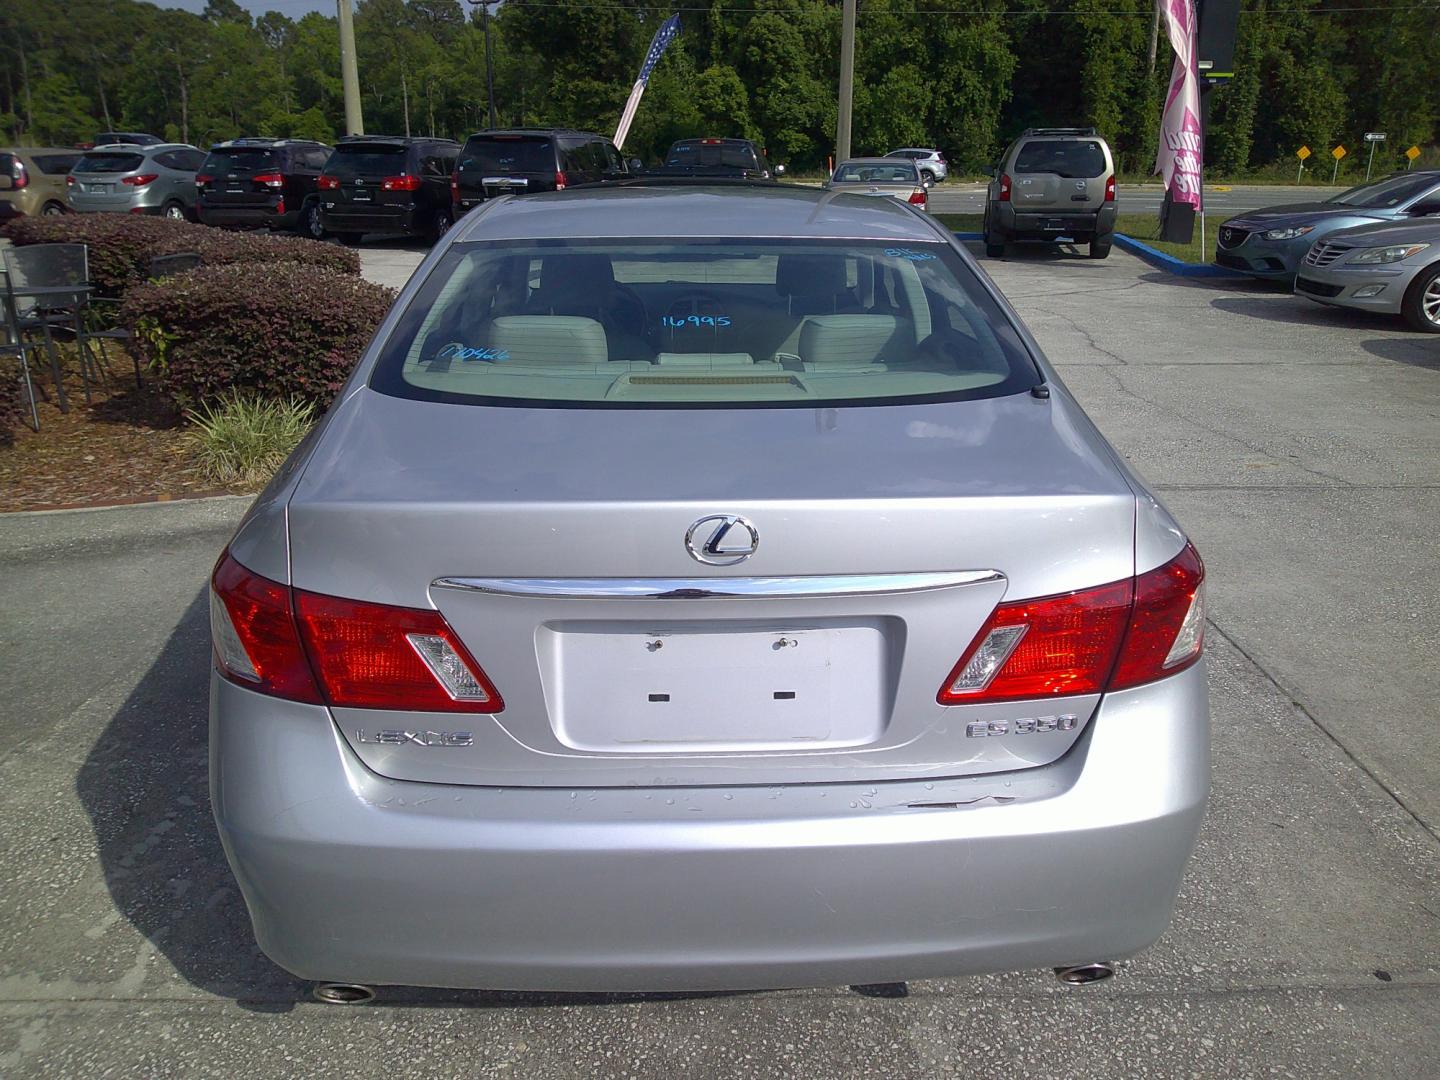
[1296,146,1311,160]
[1332,145,1347,160]
[1407,145,1422,161]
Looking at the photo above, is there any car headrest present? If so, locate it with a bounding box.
[799,315,907,366]
[775,254,849,297]
[485,316,609,365]
[537,254,615,294]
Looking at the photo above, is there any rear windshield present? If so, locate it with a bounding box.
[667,143,758,169]
[833,163,918,183]
[460,137,554,173]
[370,238,1036,409]
[74,152,145,173]
[1013,140,1107,178]
[31,153,82,175]
[1330,174,1439,209]
[325,144,407,177]
[202,148,279,174]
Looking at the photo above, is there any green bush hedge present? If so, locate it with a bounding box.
[120,262,395,407]
[1,215,360,298]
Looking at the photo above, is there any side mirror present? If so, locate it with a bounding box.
[774,163,786,176]
[627,157,644,174]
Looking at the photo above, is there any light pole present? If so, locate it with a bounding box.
[836,0,856,162]
[337,0,364,135]
[465,0,499,129]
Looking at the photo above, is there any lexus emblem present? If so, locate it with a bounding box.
[685,515,759,566]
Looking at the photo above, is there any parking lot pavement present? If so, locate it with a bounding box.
[926,182,1345,217]
[1,248,1438,1078]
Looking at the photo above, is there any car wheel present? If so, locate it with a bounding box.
[161,201,188,222]
[983,210,1006,258]
[920,169,936,188]
[431,209,452,243]
[1402,264,1440,333]
[1088,238,1112,260]
[41,201,65,216]
[298,203,325,240]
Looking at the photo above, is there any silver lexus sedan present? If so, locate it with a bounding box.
[210,183,1209,996]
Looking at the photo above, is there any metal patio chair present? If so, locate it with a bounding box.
[1,243,104,411]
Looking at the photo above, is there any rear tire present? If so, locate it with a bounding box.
[297,203,325,240]
[161,200,188,222]
[1088,238,1113,260]
[430,208,452,244]
[41,200,65,216]
[982,208,1005,258]
[920,169,936,188]
[1402,265,1440,333]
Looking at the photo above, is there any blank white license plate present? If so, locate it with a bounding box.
[87,184,113,194]
[547,624,888,753]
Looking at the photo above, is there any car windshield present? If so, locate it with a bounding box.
[667,143,758,169]
[1329,174,1439,209]
[370,238,1036,409]
[203,148,279,173]
[1013,140,1106,178]
[74,152,145,173]
[326,145,407,176]
[833,163,918,183]
[461,138,554,173]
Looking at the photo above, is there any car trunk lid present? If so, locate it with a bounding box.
[287,388,1137,788]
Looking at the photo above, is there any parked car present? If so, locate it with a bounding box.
[209,181,1209,997]
[826,157,928,211]
[452,129,626,214]
[885,147,947,185]
[318,135,459,244]
[1215,170,1440,282]
[91,131,165,147]
[66,143,206,220]
[659,138,780,179]
[197,138,332,237]
[983,128,1117,259]
[1295,218,1440,333]
[0,146,84,218]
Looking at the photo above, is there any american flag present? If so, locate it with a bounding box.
[638,15,682,87]
[614,14,682,150]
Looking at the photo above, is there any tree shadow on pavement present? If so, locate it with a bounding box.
[76,588,762,1013]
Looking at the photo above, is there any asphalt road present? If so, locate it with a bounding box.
[927,182,1345,218]
[1,244,1438,1077]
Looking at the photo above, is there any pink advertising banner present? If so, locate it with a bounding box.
[1155,0,1204,210]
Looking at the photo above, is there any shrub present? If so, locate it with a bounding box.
[2,214,360,298]
[120,261,396,407]
[186,391,319,486]
[0,359,25,448]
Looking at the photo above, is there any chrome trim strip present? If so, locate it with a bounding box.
[432,571,1003,601]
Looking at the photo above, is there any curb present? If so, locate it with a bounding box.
[1113,233,1246,278]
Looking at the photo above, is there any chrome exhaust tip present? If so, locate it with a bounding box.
[312,982,376,1005]
[1054,963,1115,985]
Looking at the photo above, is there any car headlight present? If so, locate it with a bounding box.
[1348,243,1430,265]
[1261,225,1315,241]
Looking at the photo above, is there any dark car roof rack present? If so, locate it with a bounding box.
[1020,127,1100,138]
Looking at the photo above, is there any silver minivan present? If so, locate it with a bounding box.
[66,143,206,220]
[210,182,1208,998]
[984,128,1117,259]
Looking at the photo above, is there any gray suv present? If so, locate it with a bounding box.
[67,143,206,220]
[885,148,948,186]
[984,128,1117,259]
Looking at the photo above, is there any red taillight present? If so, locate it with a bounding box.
[295,591,504,713]
[195,173,213,187]
[908,190,927,206]
[318,174,340,190]
[211,554,323,704]
[555,170,567,191]
[381,174,422,192]
[937,543,1204,705]
[252,171,284,189]
[13,162,29,189]
[66,174,75,186]
[210,552,504,712]
[998,173,1012,202]
[1104,175,1116,202]
[122,173,159,187]
[450,169,460,204]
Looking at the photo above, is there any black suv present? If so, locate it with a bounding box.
[197,138,332,237]
[659,138,778,179]
[452,129,626,214]
[319,135,460,244]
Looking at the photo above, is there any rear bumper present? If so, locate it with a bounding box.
[319,204,425,235]
[211,661,1209,992]
[994,204,1115,241]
